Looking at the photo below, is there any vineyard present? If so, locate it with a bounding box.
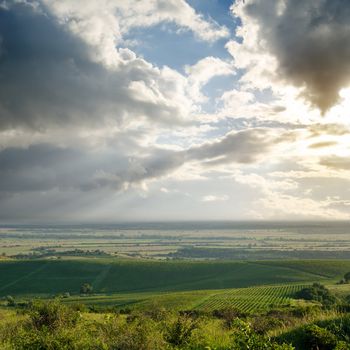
[195,284,309,313]
[60,283,310,313]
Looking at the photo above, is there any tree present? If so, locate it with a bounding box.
[80,283,93,295]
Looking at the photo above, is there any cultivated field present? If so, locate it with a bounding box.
[0,258,334,297]
[2,222,350,260]
[0,258,349,314]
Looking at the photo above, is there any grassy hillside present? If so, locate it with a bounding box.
[0,258,349,297]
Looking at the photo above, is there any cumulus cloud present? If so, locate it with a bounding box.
[42,0,229,66]
[231,0,350,113]
[185,57,235,102]
[0,1,193,131]
[2,0,350,221]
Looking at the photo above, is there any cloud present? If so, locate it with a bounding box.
[187,128,281,165]
[115,0,230,43]
[202,195,229,202]
[309,141,337,149]
[320,156,350,170]
[42,0,229,65]
[185,57,235,102]
[0,128,284,196]
[308,123,350,137]
[232,0,350,113]
[0,2,192,131]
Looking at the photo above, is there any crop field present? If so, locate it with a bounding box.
[63,289,216,311]
[0,258,348,314]
[257,260,350,280]
[328,283,350,297]
[196,284,309,313]
[2,222,350,260]
[59,284,310,314]
[0,259,331,297]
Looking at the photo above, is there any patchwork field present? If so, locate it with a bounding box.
[2,222,350,260]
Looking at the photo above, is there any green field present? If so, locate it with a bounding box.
[196,284,309,313]
[1,258,350,349]
[60,284,310,313]
[0,258,343,296]
[1,258,350,315]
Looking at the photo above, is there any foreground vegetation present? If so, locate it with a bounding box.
[1,289,350,350]
[1,259,350,348]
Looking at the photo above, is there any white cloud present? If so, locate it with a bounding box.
[41,0,229,67]
[202,194,229,202]
[185,57,235,102]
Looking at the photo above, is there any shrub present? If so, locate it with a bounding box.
[212,307,247,328]
[231,319,294,350]
[165,315,198,346]
[28,300,79,331]
[302,324,338,350]
[251,315,284,335]
[80,283,93,295]
[6,296,15,307]
[295,283,337,307]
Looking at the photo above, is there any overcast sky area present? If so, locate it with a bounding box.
[1,0,350,223]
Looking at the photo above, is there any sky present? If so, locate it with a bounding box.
[1,0,350,223]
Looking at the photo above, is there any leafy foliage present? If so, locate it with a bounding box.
[295,283,337,307]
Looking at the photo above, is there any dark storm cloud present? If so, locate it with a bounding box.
[0,1,184,130]
[0,144,87,192]
[0,143,185,194]
[242,0,350,113]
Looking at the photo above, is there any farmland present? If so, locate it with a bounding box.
[0,258,339,297]
[57,283,309,313]
[196,284,309,313]
[2,222,350,260]
[1,223,350,329]
[0,258,349,315]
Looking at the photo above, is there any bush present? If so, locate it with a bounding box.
[251,315,284,334]
[28,300,79,331]
[6,296,15,307]
[231,319,294,350]
[165,315,198,346]
[212,307,247,328]
[302,324,338,350]
[80,283,93,295]
[295,283,337,307]
[97,314,166,350]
